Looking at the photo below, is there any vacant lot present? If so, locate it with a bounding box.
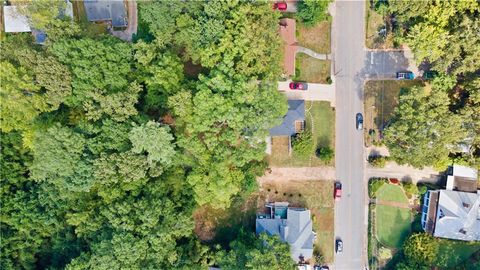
[364,80,424,146]
[268,101,335,167]
[436,240,480,268]
[261,180,335,263]
[295,53,331,84]
[297,21,331,54]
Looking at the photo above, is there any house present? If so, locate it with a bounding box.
[256,202,316,263]
[268,100,305,154]
[279,18,297,77]
[84,0,127,28]
[446,165,478,192]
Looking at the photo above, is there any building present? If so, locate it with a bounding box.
[279,18,297,77]
[267,100,305,154]
[3,5,31,33]
[84,0,127,28]
[446,164,478,192]
[256,202,316,263]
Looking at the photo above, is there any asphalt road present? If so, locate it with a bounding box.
[333,1,367,269]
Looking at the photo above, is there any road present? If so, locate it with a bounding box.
[333,1,367,269]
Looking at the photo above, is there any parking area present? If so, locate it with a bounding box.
[279,81,336,106]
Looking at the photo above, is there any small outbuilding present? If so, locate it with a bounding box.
[83,0,127,28]
[3,5,31,33]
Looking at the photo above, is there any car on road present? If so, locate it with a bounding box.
[356,113,363,130]
[289,82,308,90]
[314,266,329,270]
[336,239,343,254]
[272,2,287,10]
[334,182,342,201]
[396,71,414,80]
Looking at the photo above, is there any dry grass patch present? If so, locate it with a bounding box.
[295,53,331,84]
[297,21,331,54]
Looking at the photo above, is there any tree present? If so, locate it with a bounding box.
[403,233,439,267]
[368,155,387,168]
[316,146,334,161]
[129,121,176,166]
[297,0,331,27]
[13,0,66,29]
[292,131,314,158]
[217,232,296,270]
[384,87,467,169]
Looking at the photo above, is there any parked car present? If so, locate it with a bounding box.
[272,2,287,10]
[396,71,414,80]
[334,182,342,201]
[356,113,363,130]
[289,82,308,90]
[423,70,438,80]
[336,239,343,254]
[314,266,329,270]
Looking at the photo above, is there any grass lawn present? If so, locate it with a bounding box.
[268,101,335,167]
[364,80,425,146]
[295,53,331,84]
[435,240,480,268]
[375,184,408,203]
[261,180,335,263]
[297,21,331,54]
[365,1,386,49]
[375,205,412,248]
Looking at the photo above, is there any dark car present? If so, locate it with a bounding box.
[356,113,363,130]
[289,82,308,90]
[336,239,343,254]
[334,182,342,201]
[314,266,329,270]
[272,2,287,10]
[396,71,414,80]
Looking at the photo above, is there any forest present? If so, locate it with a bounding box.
[1,1,295,269]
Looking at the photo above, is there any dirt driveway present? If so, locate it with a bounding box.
[259,166,336,182]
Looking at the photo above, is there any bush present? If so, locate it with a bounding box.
[292,131,314,157]
[313,246,324,264]
[316,147,334,161]
[297,0,330,27]
[368,178,387,198]
[368,155,387,168]
[402,182,419,199]
[379,247,393,260]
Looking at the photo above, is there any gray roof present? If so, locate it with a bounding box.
[83,0,127,27]
[270,100,305,136]
[256,208,315,261]
[433,190,480,241]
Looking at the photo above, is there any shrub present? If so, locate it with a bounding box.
[368,155,387,168]
[297,0,330,27]
[402,182,419,199]
[313,246,324,264]
[326,76,333,84]
[292,131,314,158]
[379,247,393,260]
[316,146,334,161]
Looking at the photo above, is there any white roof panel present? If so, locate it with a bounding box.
[453,165,478,179]
[3,6,31,33]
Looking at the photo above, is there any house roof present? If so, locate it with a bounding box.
[446,165,478,192]
[3,6,31,33]
[433,190,480,241]
[279,18,297,76]
[83,0,127,27]
[453,165,478,179]
[256,207,315,261]
[270,100,305,136]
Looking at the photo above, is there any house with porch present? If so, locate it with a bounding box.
[421,165,480,241]
[267,100,305,155]
[256,202,316,263]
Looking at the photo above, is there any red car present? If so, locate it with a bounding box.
[289,82,308,90]
[273,2,287,11]
[334,182,342,201]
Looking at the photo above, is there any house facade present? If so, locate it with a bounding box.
[256,202,316,263]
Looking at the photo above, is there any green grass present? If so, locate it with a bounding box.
[297,21,331,54]
[435,240,480,268]
[261,181,334,263]
[269,101,335,167]
[365,1,387,49]
[364,80,425,146]
[295,53,331,84]
[375,205,411,248]
[376,184,408,203]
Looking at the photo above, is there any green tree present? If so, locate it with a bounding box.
[217,232,296,270]
[403,233,439,266]
[316,146,334,161]
[384,87,467,169]
[13,0,66,29]
[297,0,331,27]
[129,121,176,166]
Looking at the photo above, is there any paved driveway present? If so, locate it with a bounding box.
[279,81,336,106]
[362,50,418,79]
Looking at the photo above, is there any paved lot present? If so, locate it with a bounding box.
[362,50,418,79]
[279,81,336,106]
[333,1,368,269]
